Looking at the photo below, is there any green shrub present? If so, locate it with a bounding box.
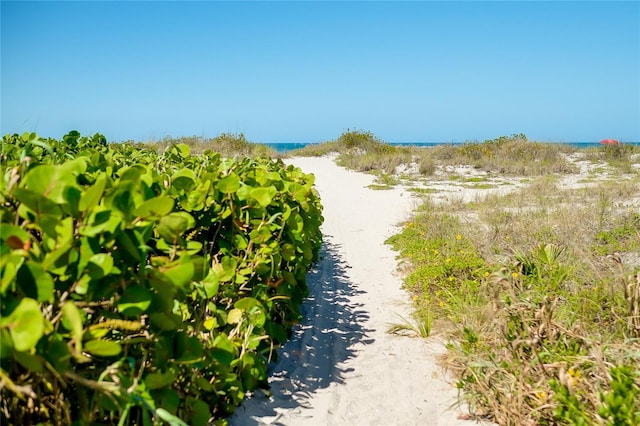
[0,132,323,425]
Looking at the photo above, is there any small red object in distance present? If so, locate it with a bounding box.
[600,139,620,145]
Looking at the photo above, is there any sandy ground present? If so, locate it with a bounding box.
[229,156,486,426]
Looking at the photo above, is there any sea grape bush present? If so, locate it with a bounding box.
[0,132,323,425]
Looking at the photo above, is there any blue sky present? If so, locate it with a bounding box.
[2,1,639,143]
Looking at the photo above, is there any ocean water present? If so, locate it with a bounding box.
[264,141,640,153]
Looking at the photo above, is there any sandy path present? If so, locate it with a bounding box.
[229,156,476,426]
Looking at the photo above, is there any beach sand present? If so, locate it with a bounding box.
[229,155,486,426]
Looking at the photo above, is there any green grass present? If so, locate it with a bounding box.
[387,176,640,425]
[144,133,278,158]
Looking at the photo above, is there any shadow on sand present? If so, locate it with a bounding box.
[228,236,374,425]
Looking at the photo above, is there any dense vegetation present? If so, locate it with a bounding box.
[0,131,323,425]
[142,133,279,159]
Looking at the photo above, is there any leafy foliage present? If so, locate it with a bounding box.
[0,131,323,424]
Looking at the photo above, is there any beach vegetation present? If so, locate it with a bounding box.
[0,131,323,425]
[144,133,278,158]
[388,170,640,425]
[387,312,432,338]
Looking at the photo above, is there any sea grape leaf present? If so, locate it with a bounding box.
[15,352,44,373]
[22,164,79,204]
[211,334,235,364]
[175,143,190,158]
[203,317,217,330]
[235,298,266,327]
[218,173,241,194]
[157,212,195,243]
[0,253,24,295]
[160,256,194,288]
[17,261,54,302]
[171,169,197,192]
[281,243,296,261]
[42,246,77,275]
[201,270,219,298]
[149,312,181,331]
[110,187,137,220]
[185,240,203,255]
[118,165,144,183]
[187,398,210,426]
[44,335,72,372]
[174,332,203,363]
[81,209,121,237]
[118,285,153,316]
[211,256,237,283]
[84,339,121,357]
[54,216,74,246]
[13,188,62,217]
[79,174,107,212]
[266,171,282,182]
[145,369,177,390]
[61,301,84,342]
[7,298,44,352]
[0,329,12,358]
[0,224,31,248]
[134,196,174,219]
[250,186,277,207]
[227,308,243,325]
[86,253,114,279]
[115,229,142,261]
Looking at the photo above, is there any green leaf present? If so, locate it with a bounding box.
[83,339,122,357]
[13,188,62,217]
[218,173,241,194]
[175,143,190,158]
[145,370,177,390]
[227,308,243,324]
[86,253,114,279]
[157,212,195,243]
[22,164,79,204]
[15,351,44,373]
[17,261,54,302]
[161,257,194,288]
[155,408,189,426]
[211,334,235,364]
[79,174,107,212]
[7,298,44,352]
[281,243,296,261]
[118,286,153,316]
[188,398,210,426]
[171,169,197,192]
[211,256,237,282]
[250,186,277,207]
[1,253,24,295]
[0,329,13,358]
[134,196,174,219]
[235,298,266,327]
[201,270,219,298]
[61,302,84,343]
[115,229,142,262]
[174,332,203,363]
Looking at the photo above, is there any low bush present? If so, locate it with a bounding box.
[0,131,323,425]
[388,177,640,425]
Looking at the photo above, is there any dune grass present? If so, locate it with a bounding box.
[143,133,278,158]
[290,131,584,182]
[387,168,640,424]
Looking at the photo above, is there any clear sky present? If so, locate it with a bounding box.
[2,1,639,144]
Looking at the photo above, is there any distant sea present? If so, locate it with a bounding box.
[264,141,640,153]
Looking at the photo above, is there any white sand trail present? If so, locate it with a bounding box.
[229,156,483,426]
